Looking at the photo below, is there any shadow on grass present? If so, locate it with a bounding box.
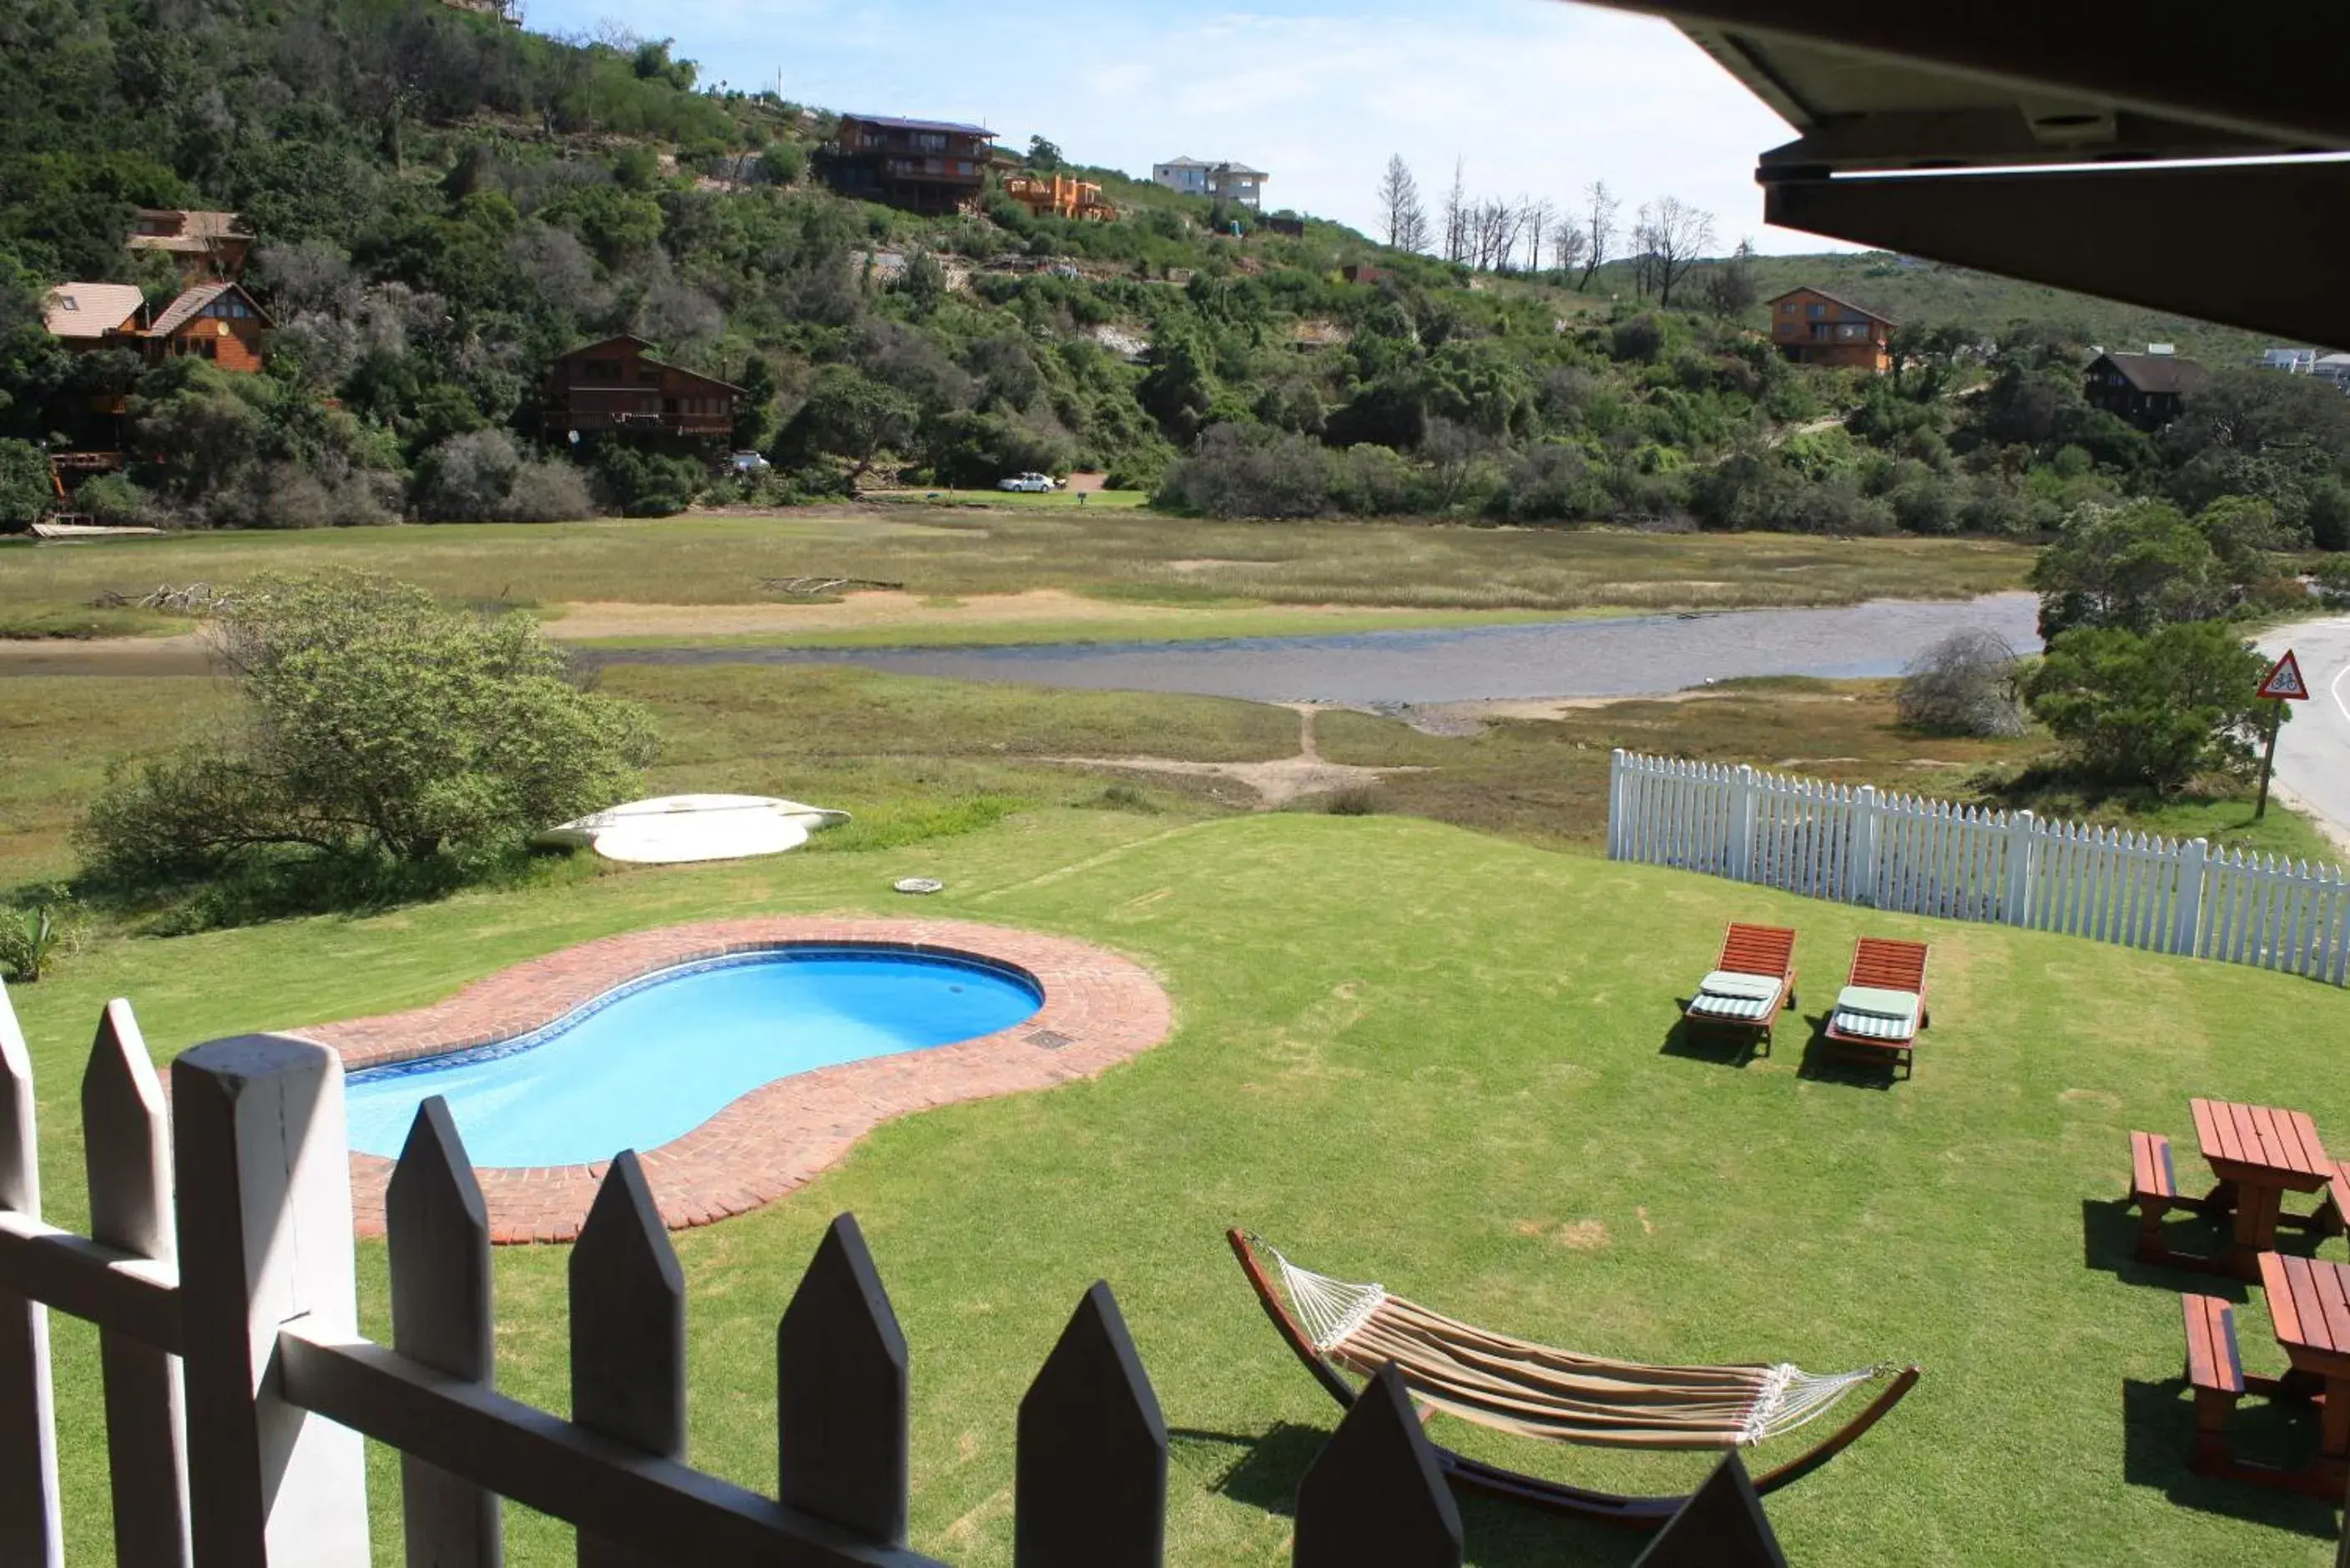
[1172,1423,1646,1567]
[2079,1197,2247,1293]
[1793,1021,1899,1090]
[2120,1378,2341,1538]
[1657,1011,1764,1069]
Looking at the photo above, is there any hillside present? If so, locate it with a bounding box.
[0,0,2345,549]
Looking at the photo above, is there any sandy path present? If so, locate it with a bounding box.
[1040,706,1425,807]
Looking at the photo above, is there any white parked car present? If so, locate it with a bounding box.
[996,472,1056,492]
[727,451,771,474]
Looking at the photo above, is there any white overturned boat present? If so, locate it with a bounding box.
[536,794,850,865]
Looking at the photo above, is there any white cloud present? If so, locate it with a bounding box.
[526,0,1853,255]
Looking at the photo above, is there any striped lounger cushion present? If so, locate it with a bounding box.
[1688,971,1783,1022]
[1832,985,1920,1041]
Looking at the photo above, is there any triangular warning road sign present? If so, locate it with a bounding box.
[2259,649,2311,701]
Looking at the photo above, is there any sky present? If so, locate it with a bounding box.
[520,0,1854,257]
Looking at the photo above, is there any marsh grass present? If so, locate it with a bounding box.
[0,512,2035,629]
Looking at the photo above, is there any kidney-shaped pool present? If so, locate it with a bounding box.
[344,945,1044,1167]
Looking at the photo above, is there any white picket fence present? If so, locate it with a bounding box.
[1607,749,2350,986]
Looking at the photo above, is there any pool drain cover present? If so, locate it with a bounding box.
[1027,1030,1076,1051]
[893,877,944,895]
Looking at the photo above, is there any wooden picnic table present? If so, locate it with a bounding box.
[2192,1098,2329,1276]
[2257,1251,2350,1492]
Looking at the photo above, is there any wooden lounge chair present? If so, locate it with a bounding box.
[1228,1230,1919,1527]
[1682,923,1798,1054]
[1821,938,1930,1077]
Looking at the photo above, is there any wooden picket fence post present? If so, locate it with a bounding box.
[1610,750,2350,986]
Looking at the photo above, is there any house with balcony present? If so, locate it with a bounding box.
[127,209,255,285]
[1001,172,1117,222]
[1149,157,1269,209]
[545,335,741,440]
[815,115,994,215]
[2083,348,2208,429]
[1768,286,1895,372]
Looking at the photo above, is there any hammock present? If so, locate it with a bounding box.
[1228,1230,1919,1523]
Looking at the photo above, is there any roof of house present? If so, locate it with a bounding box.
[840,113,993,137]
[1215,164,1269,179]
[2090,350,2210,394]
[128,209,251,253]
[552,335,744,393]
[149,282,272,336]
[1157,155,1213,169]
[42,283,145,339]
[1768,285,1897,325]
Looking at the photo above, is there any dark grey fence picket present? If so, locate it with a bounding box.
[1293,1364,1463,1568]
[779,1213,910,1545]
[1015,1279,1169,1568]
[571,1151,688,1568]
[1632,1453,1788,1568]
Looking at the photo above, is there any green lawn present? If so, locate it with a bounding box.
[10,808,2350,1565]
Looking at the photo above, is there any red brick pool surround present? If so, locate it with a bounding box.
[295,917,1174,1245]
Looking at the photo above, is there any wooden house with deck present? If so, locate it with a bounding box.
[1768,285,1895,372]
[545,335,742,438]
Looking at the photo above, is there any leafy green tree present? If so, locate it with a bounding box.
[78,573,656,884]
[2025,621,2276,792]
[1137,324,1220,446]
[733,355,780,451]
[2031,500,2231,636]
[1026,136,1065,171]
[777,365,919,484]
[0,438,50,530]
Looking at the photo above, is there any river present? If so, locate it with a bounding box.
[602,592,2042,708]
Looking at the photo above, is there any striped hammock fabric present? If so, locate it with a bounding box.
[1262,1241,1892,1450]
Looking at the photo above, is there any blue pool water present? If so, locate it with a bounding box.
[345,947,1043,1167]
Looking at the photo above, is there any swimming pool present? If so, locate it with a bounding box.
[344,945,1044,1167]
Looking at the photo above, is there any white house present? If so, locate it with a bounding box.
[1149,156,1269,209]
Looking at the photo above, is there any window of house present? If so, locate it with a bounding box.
[584,359,621,379]
[1780,301,1796,313]
[1806,303,1825,318]
[638,368,662,386]
[663,398,679,415]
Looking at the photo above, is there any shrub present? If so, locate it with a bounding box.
[2024,621,2273,791]
[1898,629,2025,736]
[2032,500,2231,636]
[592,445,704,517]
[2314,554,2350,609]
[78,572,658,895]
[75,472,154,527]
[1154,424,1332,518]
[412,431,595,522]
[0,438,49,530]
[0,892,88,983]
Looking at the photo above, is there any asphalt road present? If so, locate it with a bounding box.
[2258,615,2350,854]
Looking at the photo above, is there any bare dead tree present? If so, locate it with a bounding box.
[1551,217,1587,280]
[1641,194,1717,308]
[1522,196,1556,275]
[1471,199,1518,271]
[1442,158,1469,265]
[1576,179,1618,292]
[1699,238,1761,319]
[1376,155,1429,252]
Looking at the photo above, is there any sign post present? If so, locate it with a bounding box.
[2254,649,2310,819]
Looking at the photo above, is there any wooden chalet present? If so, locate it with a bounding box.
[2085,350,2208,430]
[817,115,994,215]
[128,209,254,284]
[145,283,271,372]
[1768,285,1895,372]
[546,336,742,438]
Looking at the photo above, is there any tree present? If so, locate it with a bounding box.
[1441,158,1469,265]
[1521,196,1556,275]
[1636,194,1716,308]
[1549,216,1588,280]
[1897,629,2024,736]
[2025,621,2276,792]
[0,438,49,531]
[1576,180,1618,292]
[2031,499,2233,636]
[779,364,920,484]
[1375,154,1428,252]
[78,572,656,884]
[1026,135,1064,171]
[1699,239,1759,319]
